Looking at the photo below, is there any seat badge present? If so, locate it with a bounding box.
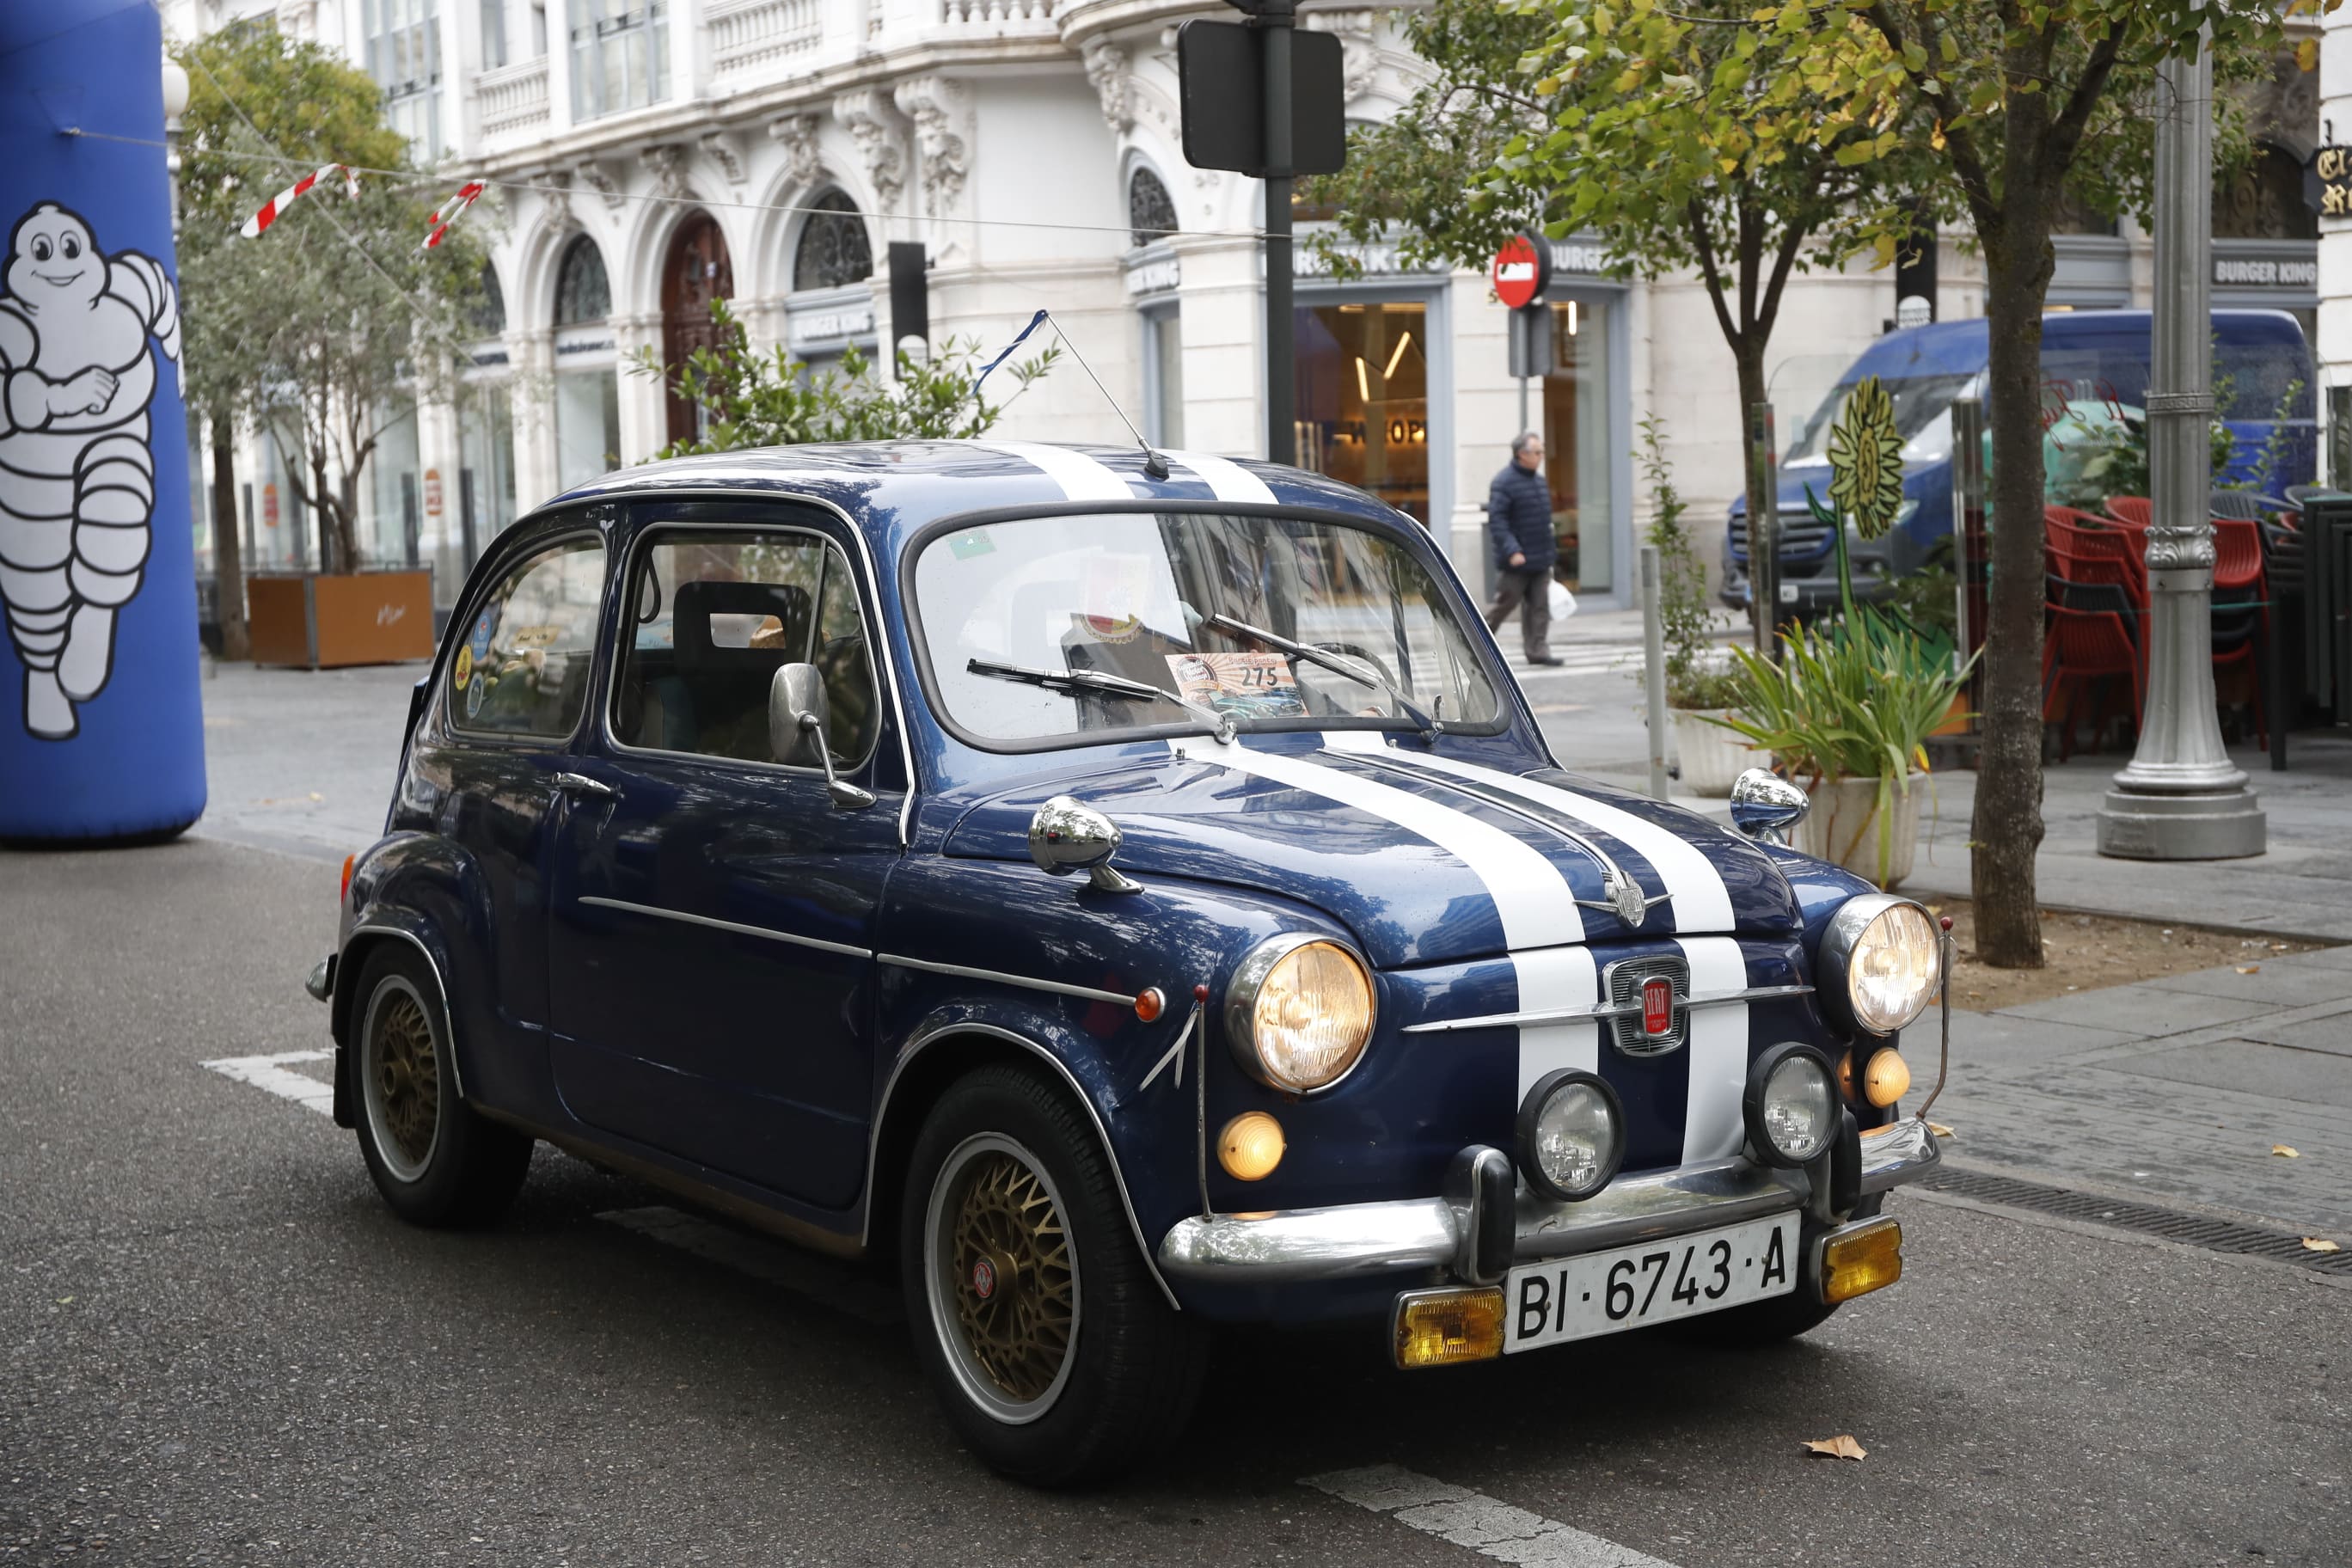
[1640,976,1674,1037]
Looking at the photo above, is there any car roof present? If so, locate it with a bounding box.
[1841,308,2309,383]
[533,439,1409,554]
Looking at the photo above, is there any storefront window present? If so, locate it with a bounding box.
[556,371,621,494]
[1295,301,1430,524]
[369,401,424,568]
[455,381,517,596]
[1541,297,1613,591]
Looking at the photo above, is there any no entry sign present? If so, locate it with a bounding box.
[1491,233,1551,310]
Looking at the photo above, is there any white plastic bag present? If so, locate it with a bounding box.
[1548,580,1577,622]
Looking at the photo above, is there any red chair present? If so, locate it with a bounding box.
[2212,516,2265,594]
[2106,495,2153,528]
[2043,600,2147,760]
[2046,508,2151,616]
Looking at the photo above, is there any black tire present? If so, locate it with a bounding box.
[900,1063,1208,1487]
[350,946,532,1228]
[1670,1195,1885,1347]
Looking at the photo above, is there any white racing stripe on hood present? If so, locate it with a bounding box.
[1170,737,1584,949]
[1166,450,1277,505]
[1511,946,1599,1103]
[1675,936,1750,1161]
[974,441,1138,501]
[1330,743,1738,934]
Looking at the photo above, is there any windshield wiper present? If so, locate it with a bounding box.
[1204,613,1442,739]
[966,657,1237,743]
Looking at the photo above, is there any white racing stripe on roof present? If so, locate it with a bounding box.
[1171,737,1583,949]
[1346,747,1737,934]
[1166,450,1277,505]
[973,441,1139,501]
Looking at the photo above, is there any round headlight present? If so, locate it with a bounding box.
[1224,934,1375,1093]
[1818,894,1940,1037]
[1516,1069,1626,1202]
[1745,1043,1839,1167]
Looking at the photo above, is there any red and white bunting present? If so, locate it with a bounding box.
[420,180,487,251]
[239,163,359,239]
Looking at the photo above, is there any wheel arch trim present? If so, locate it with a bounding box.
[865,1019,1179,1310]
[337,922,469,1105]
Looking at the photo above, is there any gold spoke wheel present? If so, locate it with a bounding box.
[363,977,442,1181]
[926,1134,1081,1423]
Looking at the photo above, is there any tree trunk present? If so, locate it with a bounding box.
[336,469,364,573]
[1969,218,2055,969]
[207,426,249,661]
[1734,337,1773,640]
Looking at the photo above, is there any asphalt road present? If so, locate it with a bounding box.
[4,836,2348,1566]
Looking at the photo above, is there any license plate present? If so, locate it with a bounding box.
[1778,582,1799,603]
[1503,1213,1798,1353]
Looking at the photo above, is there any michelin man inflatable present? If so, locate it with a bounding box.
[0,0,205,842]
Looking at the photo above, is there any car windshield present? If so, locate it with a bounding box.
[911,511,1505,746]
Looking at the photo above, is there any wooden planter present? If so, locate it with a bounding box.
[248,570,436,669]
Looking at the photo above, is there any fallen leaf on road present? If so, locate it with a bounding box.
[2273,1145,2300,1159]
[1927,1123,1955,1139]
[1803,1435,1867,1461]
[2302,1238,2342,1254]
[2235,965,2260,975]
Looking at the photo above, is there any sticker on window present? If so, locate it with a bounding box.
[947,530,995,560]
[1166,652,1305,719]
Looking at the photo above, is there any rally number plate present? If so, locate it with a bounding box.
[1503,1213,1799,1353]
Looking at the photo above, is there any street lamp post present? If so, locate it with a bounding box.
[2095,35,2266,860]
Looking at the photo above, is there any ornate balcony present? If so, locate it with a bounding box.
[476,57,550,139]
[707,0,824,77]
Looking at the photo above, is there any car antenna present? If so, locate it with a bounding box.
[975,308,1171,480]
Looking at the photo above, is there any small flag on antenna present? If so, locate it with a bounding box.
[420,180,487,251]
[972,309,1048,395]
[240,163,359,239]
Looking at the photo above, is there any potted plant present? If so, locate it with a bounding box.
[1710,377,1973,885]
[1639,420,1761,794]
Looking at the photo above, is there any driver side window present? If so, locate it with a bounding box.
[612,528,881,769]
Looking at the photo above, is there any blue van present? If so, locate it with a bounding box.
[1721,309,2316,616]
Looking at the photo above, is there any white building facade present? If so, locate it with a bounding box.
[173,0,2324,616]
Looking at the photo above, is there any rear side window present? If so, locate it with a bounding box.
[448,537,606,738]
[612,528,880,769]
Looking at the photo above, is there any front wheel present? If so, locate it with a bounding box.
[350,946,533,1228]
[901,1064,1207,1486]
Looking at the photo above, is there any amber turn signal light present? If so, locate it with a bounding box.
[1134,987,1164,1023]
[340,853,355,905]
[1819,1216,1903,1303]
[1393,1287,1505,1369]
[1863,1048,1912,1108]
[1216,1112,1285,1181]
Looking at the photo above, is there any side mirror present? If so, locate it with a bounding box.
[1729,768,1810,848]
[769,663,875,812]
[1028,794,1142,894]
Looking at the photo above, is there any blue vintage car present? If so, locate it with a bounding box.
[308,440,1948,1485]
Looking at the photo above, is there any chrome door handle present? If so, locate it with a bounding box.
[553,771,619,799]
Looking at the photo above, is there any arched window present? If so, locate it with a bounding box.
[2215,143,2319,242]
[1129,166,1178,248]
[793,191,873,292]
[470,262,507,337]
[554,235,611,324]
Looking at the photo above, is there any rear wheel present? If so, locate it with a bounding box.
[901,1063,1207,1486]
[351,946,532,1228]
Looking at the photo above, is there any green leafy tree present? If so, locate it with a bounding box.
[1511,0,2294,968]
[1637,418,1738,710]
[628,299,1058,456]
[175,29,486,591]
[1304,0,1941,573]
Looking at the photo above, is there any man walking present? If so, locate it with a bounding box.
[1485,432,1562,665]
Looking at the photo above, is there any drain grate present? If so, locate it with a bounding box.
[1917,1166,2352,1277]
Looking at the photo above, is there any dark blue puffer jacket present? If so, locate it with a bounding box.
[1486,462,1556,570]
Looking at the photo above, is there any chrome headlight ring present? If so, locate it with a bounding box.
[1816,891,1940,1038]
[1223,932,1378,1095]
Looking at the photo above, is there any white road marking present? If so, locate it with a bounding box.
[1305,1465,1680,1568]
[597,1206,901,1323]
[201,1050,334,1117]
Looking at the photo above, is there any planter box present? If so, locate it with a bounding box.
[1796,773,1924,889]
[1669,708,1769,798]
[248,570,436,669]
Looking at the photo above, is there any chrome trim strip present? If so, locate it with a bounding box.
[341,923,466,1103]
[579,896,874,959]
[1401,983,1815,1034]
[877,953,1137,1008]
[1857,1115,1943,1195]
[1156,1153,1810,1284]
[862,1020,1179,1308]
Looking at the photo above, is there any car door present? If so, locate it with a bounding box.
[407,523,609,1112]
[544,503,903,1210]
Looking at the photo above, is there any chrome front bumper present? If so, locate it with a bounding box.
[1156,1116,1941,1287]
